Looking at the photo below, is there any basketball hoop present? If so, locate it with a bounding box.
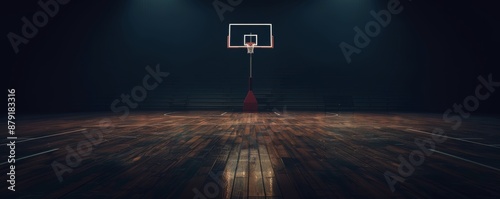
[227,23,274,112]
[245,42,255,54]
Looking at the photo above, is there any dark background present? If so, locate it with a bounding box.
[2,0,500,113]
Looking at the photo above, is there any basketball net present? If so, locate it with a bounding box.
[245,42,255,54]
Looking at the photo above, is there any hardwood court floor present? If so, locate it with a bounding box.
[1,111,500,198]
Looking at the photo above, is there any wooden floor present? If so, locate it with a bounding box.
[1,111,500,198]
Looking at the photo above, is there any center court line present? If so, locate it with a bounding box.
[2,129,87,144]
[406,129,499,149]
[221,112,227,116]
[430,149,500,172]
[0,148,59,166]
[274,112,281,116]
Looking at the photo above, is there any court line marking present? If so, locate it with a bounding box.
[163,111,177,116]
[221,112,227,116]
[406,129,499,149]
[1,129,87,144]
[273,112,281,116]
[326,112,339,116]
[430,149,500,172]
[0,148,59,166]
[17,129,86,143]
[163,112,177,116]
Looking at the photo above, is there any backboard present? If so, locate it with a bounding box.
[227,23,274,49]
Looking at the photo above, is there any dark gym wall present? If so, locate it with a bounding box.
[3,0,499,113]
